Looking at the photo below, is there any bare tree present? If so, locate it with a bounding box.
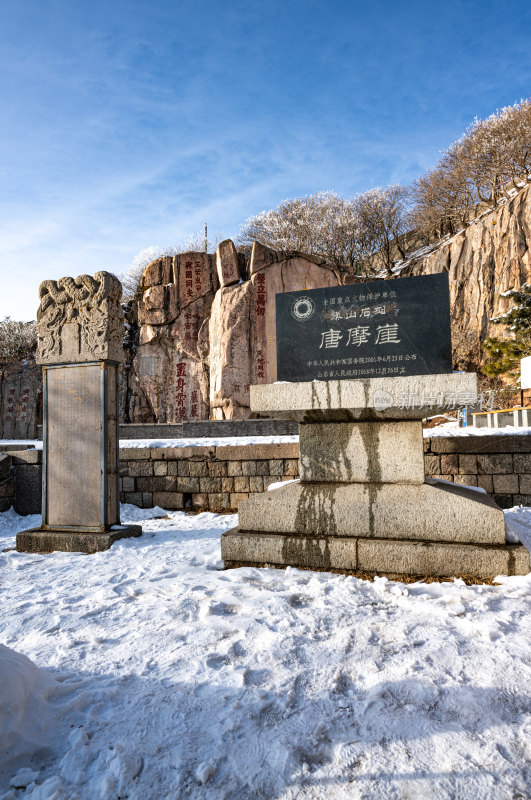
[239,192,379,277]
[356,185,412,273]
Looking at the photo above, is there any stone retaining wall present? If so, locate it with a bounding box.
[4,434,531,515]
[423,435,531,508]
[119,443,300,510]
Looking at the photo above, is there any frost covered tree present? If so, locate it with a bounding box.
[482,284,531,386]
[120,230,224,300]
[239,188,411,277]
[0,317,36,365]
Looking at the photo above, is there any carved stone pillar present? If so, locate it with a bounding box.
[17,272,142,553]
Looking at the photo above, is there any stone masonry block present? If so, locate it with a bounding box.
[477,474,493,493]
[241,461,257,477]
[120,448,152,461]
[237,479,506,546]
[126,461,153,477]
[230,493,249,509]
[192,493,208,508]
[513,454,531,473]
[299,421,425,484]
[249,476,264,493]
[459,455,477,474]
[208,461,227,477]
[153,461,168,476]
[423,455,440,476]
[222,529,358,572]
[453,474,478,487]
[227,461,243,477]
[263,476,280,489]
[519,475,531,494]
[477,454,513,474]
[284,459,300,476]
[124,492,143,507]
[514,494,531,506]
[357,539,529,578]
[176,477,201,493]
[234,477,250,493]
[168,462,179,476]
[152,492,184,510]
[122,476,135,492]
[189,461,208,477]
[157,476,178,491]
[215,444,299,461]
[269,460,284,476]
[440,455,459,475]
[142,493,153,507]
[222,477,234,493]
[209,493,230,509]
[200,477,222,493]
[492,474,519,494]
[255,461,270,476]
[150,447,214,460]
[176,460,189,476]
[250,374,477,422]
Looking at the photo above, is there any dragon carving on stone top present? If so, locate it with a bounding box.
[36,271,124,364]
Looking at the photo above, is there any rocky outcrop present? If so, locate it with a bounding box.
[125,252,217,423]
[403,184,531,369]
[125,243,341,422]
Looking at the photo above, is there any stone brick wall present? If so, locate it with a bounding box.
[5,434,531,516]
[119,443,300,510]
[423,435,531,508]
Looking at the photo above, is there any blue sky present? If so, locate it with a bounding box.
[1,0,530,320]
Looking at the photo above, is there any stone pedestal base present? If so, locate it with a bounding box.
[16,525,142,554]
[222,528,529,580]
[222,375,531,581]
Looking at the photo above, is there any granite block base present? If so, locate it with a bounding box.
[221,527,530,580]
[16,525,142,554]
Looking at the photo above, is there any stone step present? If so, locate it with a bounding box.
[237,478,507,546]
[221,528,530,579]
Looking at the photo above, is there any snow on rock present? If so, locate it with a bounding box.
[0,504,531,798]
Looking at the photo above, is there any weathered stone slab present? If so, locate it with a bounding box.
[216,239,240,287]
[250,373,478,422]
[16,525,142,554]
[299,421,424,484]
[357,539,529,578]
[221,528,358,571]
[237,478,506,545]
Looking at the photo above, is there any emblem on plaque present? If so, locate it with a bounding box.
[291,296,316,322]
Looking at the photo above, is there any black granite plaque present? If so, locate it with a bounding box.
[276,273,452,382]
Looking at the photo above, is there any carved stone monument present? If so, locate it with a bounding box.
[17,272,142,553]
[222,376,530,579]
[222,275,530,580]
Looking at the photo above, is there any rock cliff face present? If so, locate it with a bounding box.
[403,183,531,369]
[124,241,341,422]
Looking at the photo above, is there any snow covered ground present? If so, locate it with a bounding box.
[1,505,531,799]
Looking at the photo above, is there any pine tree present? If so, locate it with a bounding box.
[481,284,531,385]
